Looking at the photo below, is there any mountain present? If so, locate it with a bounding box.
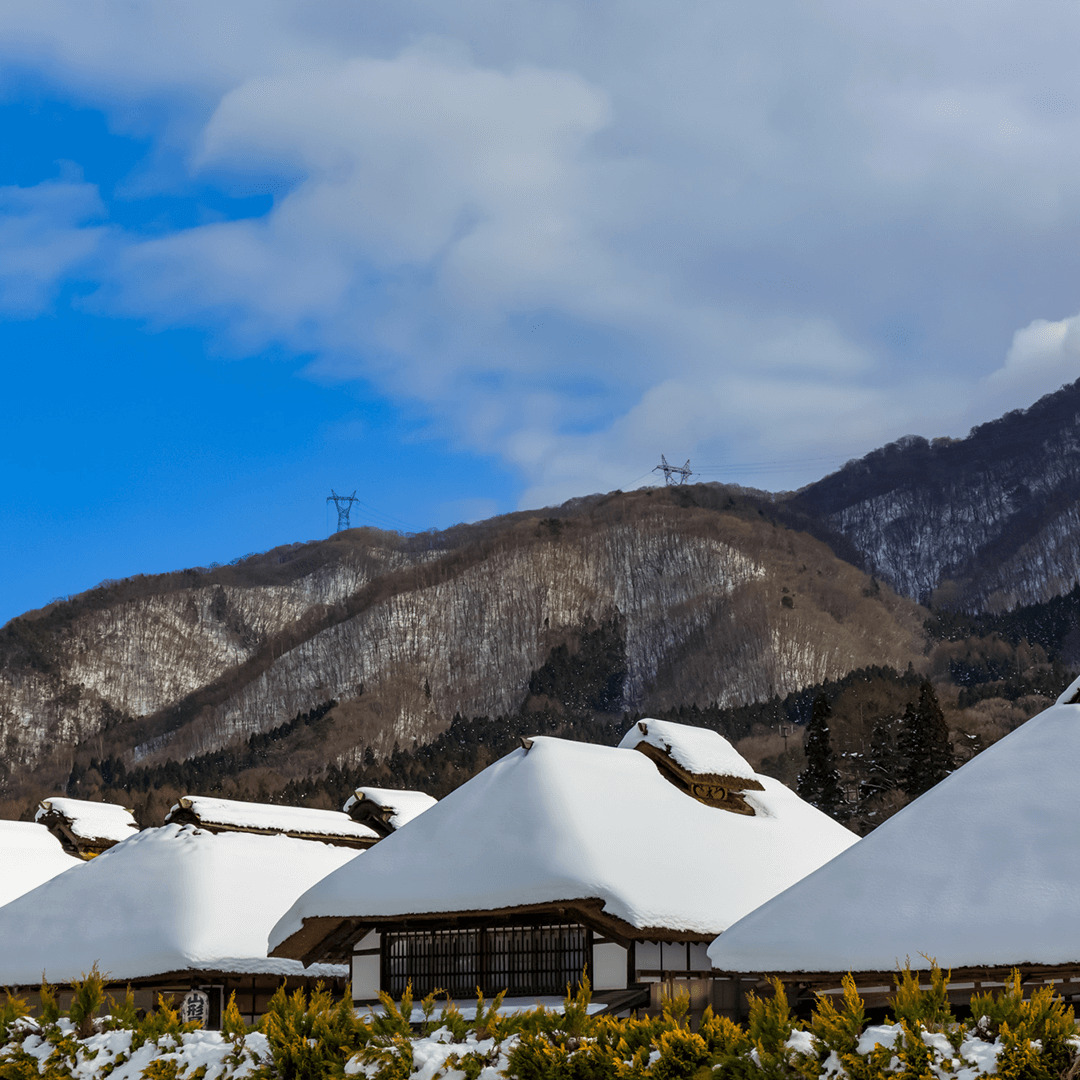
[789,378,1080,612]
[8,383,1080,825]
[0,486,925,809]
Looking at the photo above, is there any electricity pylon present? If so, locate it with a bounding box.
[327,490,360,532]
[653,455,693,485]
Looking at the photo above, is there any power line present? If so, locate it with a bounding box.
[354,499,422,533]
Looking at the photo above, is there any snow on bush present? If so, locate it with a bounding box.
[1,965,1078,1079]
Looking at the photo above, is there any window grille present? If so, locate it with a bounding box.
[384,923,589,998]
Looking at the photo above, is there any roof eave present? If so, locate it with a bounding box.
[275,900,720,965]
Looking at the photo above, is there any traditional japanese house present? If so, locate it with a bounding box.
[166,795,380,848]
[270,719,856,1015]
[0,824,359,1026]
[0,820,82,908]
[707,677,1080,1014]
[342,786,437,837]
[35,797,139,858]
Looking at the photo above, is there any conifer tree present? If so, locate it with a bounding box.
[899,680,955,797]
[861,716,900,799]
[797,694,843,818]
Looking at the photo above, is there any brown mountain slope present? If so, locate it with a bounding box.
[0,486,927,801]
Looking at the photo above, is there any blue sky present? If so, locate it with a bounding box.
[4,2,1080,625]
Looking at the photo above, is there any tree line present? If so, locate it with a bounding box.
[797,680,955,823]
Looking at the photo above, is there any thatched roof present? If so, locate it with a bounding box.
[166,795,379,848]
[619,719,765,813]
[0,824,358,985]
[342,787,437,835]
[35,798,139,857]
[708,677,1080,975]
[270,722,856,963]
[0,821,82,907]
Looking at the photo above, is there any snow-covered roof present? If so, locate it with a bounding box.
[35,798,138,849]
[342,787,437,831]
[707,678,1080,974]
[0,821,82,908]
[166,796,379,847]
[618,718,759,782]
[0,824,360,985]
[271,726,856,959]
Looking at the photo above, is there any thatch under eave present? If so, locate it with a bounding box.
[631,741,764,814]
[343,787,437,835]
[166,795,379,849]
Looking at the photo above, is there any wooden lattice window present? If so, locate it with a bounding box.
[384,923,589,998]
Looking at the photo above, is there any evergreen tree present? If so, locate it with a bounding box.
[861,716,901,799]
[895,698,917,780]
[797,694,843,818]
[899,680,955,797]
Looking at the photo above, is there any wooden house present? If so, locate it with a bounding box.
[270,719,856,1015]
[0,824,359,1026]
[166,795,380,849]
[35,797,139,858]
[342,786,437,837]
[0,820,82,908]
[707,678,1080,1015]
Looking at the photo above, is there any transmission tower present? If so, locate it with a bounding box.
[653,454,693,486]
[327,489,360,532]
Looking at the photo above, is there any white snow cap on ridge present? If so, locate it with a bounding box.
[270,724,856,954]
[35,798,138,843]
[0,821,82,908]
[708,683,1080,974]
[618,718,757,780]
[342,787,437,830]
[0,824,358,985]
[167,795,379,844]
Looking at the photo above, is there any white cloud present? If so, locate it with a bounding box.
[0,180,106,314]
[981,316,1080,414]
[4,2,1080,502]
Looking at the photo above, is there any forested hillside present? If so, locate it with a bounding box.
[791,378,1080,611]
[7,382,1080,828]
[0,485,924,815]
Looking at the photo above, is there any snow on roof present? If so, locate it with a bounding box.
[271,729,856,954]
[0,821,82,908]
[342,787,437,830]
[708,684,1080,974]
[35,798,138,844]
[166,796,379,846]
[0,824,359,985]
[618,718,758,781]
